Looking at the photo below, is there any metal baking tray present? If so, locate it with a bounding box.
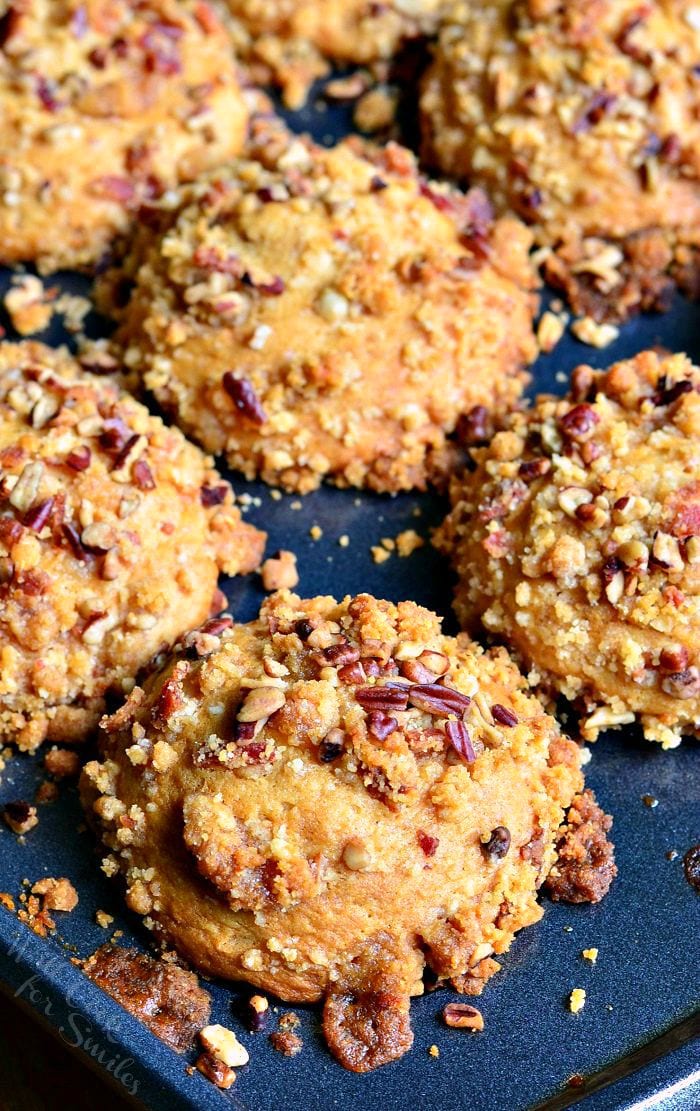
[0,90,698,1111]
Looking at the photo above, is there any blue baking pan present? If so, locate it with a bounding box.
[0,87,698,1111]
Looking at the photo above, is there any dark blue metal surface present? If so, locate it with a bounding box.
[0,96,699,1111]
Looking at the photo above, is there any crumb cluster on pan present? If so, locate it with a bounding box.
[437,350,700,749]
[0,341,264,752]
[101,132,539,494]
[222,0,444,108]
[0,0,249,272]
[421,0,700,321]
[81,590,614,1072]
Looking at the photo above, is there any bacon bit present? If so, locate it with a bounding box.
[417,830,439,857]
[492,704,518,727]
[559,404,600,440]
[482,826,511,860]
[90,176,136,204]
[222,373,267,426]
[200,483,228,507]
[23,497,54,532]
[356,686,409,712]
[407,684,471,716]
[445,719,476,763]
[419,182,454,213]
[65,446,91,471]
[370,175,388,192]
[132,459,155,491]
[366,712,398,741]
[88,46,108,68]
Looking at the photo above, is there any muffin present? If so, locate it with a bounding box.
[81,590,614,1072]
[0,0,249,271]
[103,135,538,494]
[436,349,700,748]
[421,0,700,320]
[0,341,264,751]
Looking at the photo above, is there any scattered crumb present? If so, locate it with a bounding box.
[380,537,395,551]
[571,316,620,348]
[32,877,79,912]
[96,910,114,928]
[248,994,270,1032]
[371,544,391,564]
[3,274,55,335]
[0,893,15,912]
[261,550,299,591]
[199,1024,249,1068]
[3,800,38,835]
[290,500,302,511]
[354,87,398,132]
[279,1011,300,1032]
[269,489,282,501]
[324,73,369,100]
[429,1044,440,1058]
[270,1031,303,1057]
[35,781,59,805]
[44,747,81,779]
[537,310,567,353]
[54,292,91,333]
[396,529,424,557]
[563,925,574,933]
[569,988,587,1014]
[582,948,599,964]
[309,525,323,541]
[442,1003,485,1031]
[642,794,659,808]
[567,1074,586,1090]
[338,534,350,547]
[666,849,679,861]
[196,1052,236,1089]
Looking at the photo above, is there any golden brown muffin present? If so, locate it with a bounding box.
[223,0,444,108]
[421,0,700,321]
[81,590,614,1072]
[436,349,700,749]
[0,341,265,752]
[103,135,538,494]
[0,0,249,271]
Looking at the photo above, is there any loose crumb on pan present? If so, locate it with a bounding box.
[83,944,211,1053]
[569,988,587,1014]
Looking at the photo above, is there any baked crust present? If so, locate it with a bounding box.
[421,0,700,319]
[436,349,700,748]
[102,134,538,493]
[0,0,248,271]
[82,590,593,1070]
[0,341,264,751]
